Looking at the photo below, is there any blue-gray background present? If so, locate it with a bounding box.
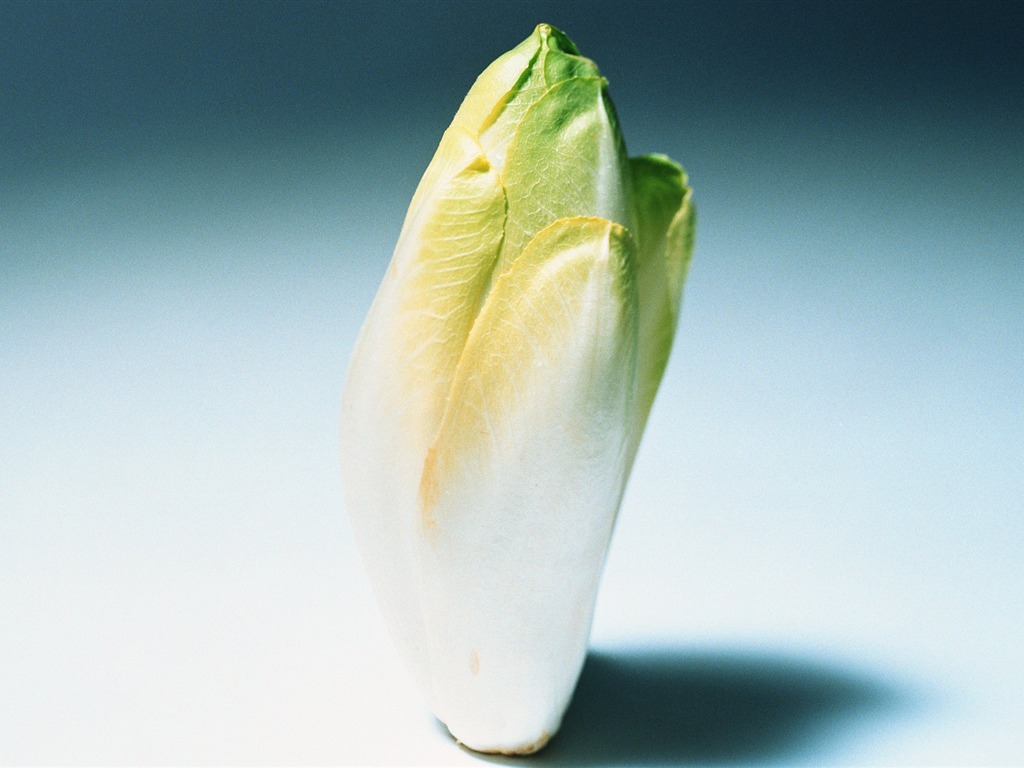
[2,1,1021,764]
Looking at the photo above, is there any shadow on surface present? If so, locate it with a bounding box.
[475,646,908,766]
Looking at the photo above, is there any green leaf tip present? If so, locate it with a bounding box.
[533,23,581,56]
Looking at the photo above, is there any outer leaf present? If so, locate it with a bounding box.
[340,128,505,692]
[448,29,542,136]
[628,154,695,451]
[497,76,632,280]
[414,217,639,753]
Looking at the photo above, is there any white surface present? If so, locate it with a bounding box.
[2,129,1022,765]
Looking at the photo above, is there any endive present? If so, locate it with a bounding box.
[341,23,694,754]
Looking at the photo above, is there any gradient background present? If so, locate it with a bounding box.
[2,1,1022,764]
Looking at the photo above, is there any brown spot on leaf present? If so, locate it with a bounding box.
[419,445,439,527]
[490,731,552,755]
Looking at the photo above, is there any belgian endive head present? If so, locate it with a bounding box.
[341,23,694,755]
